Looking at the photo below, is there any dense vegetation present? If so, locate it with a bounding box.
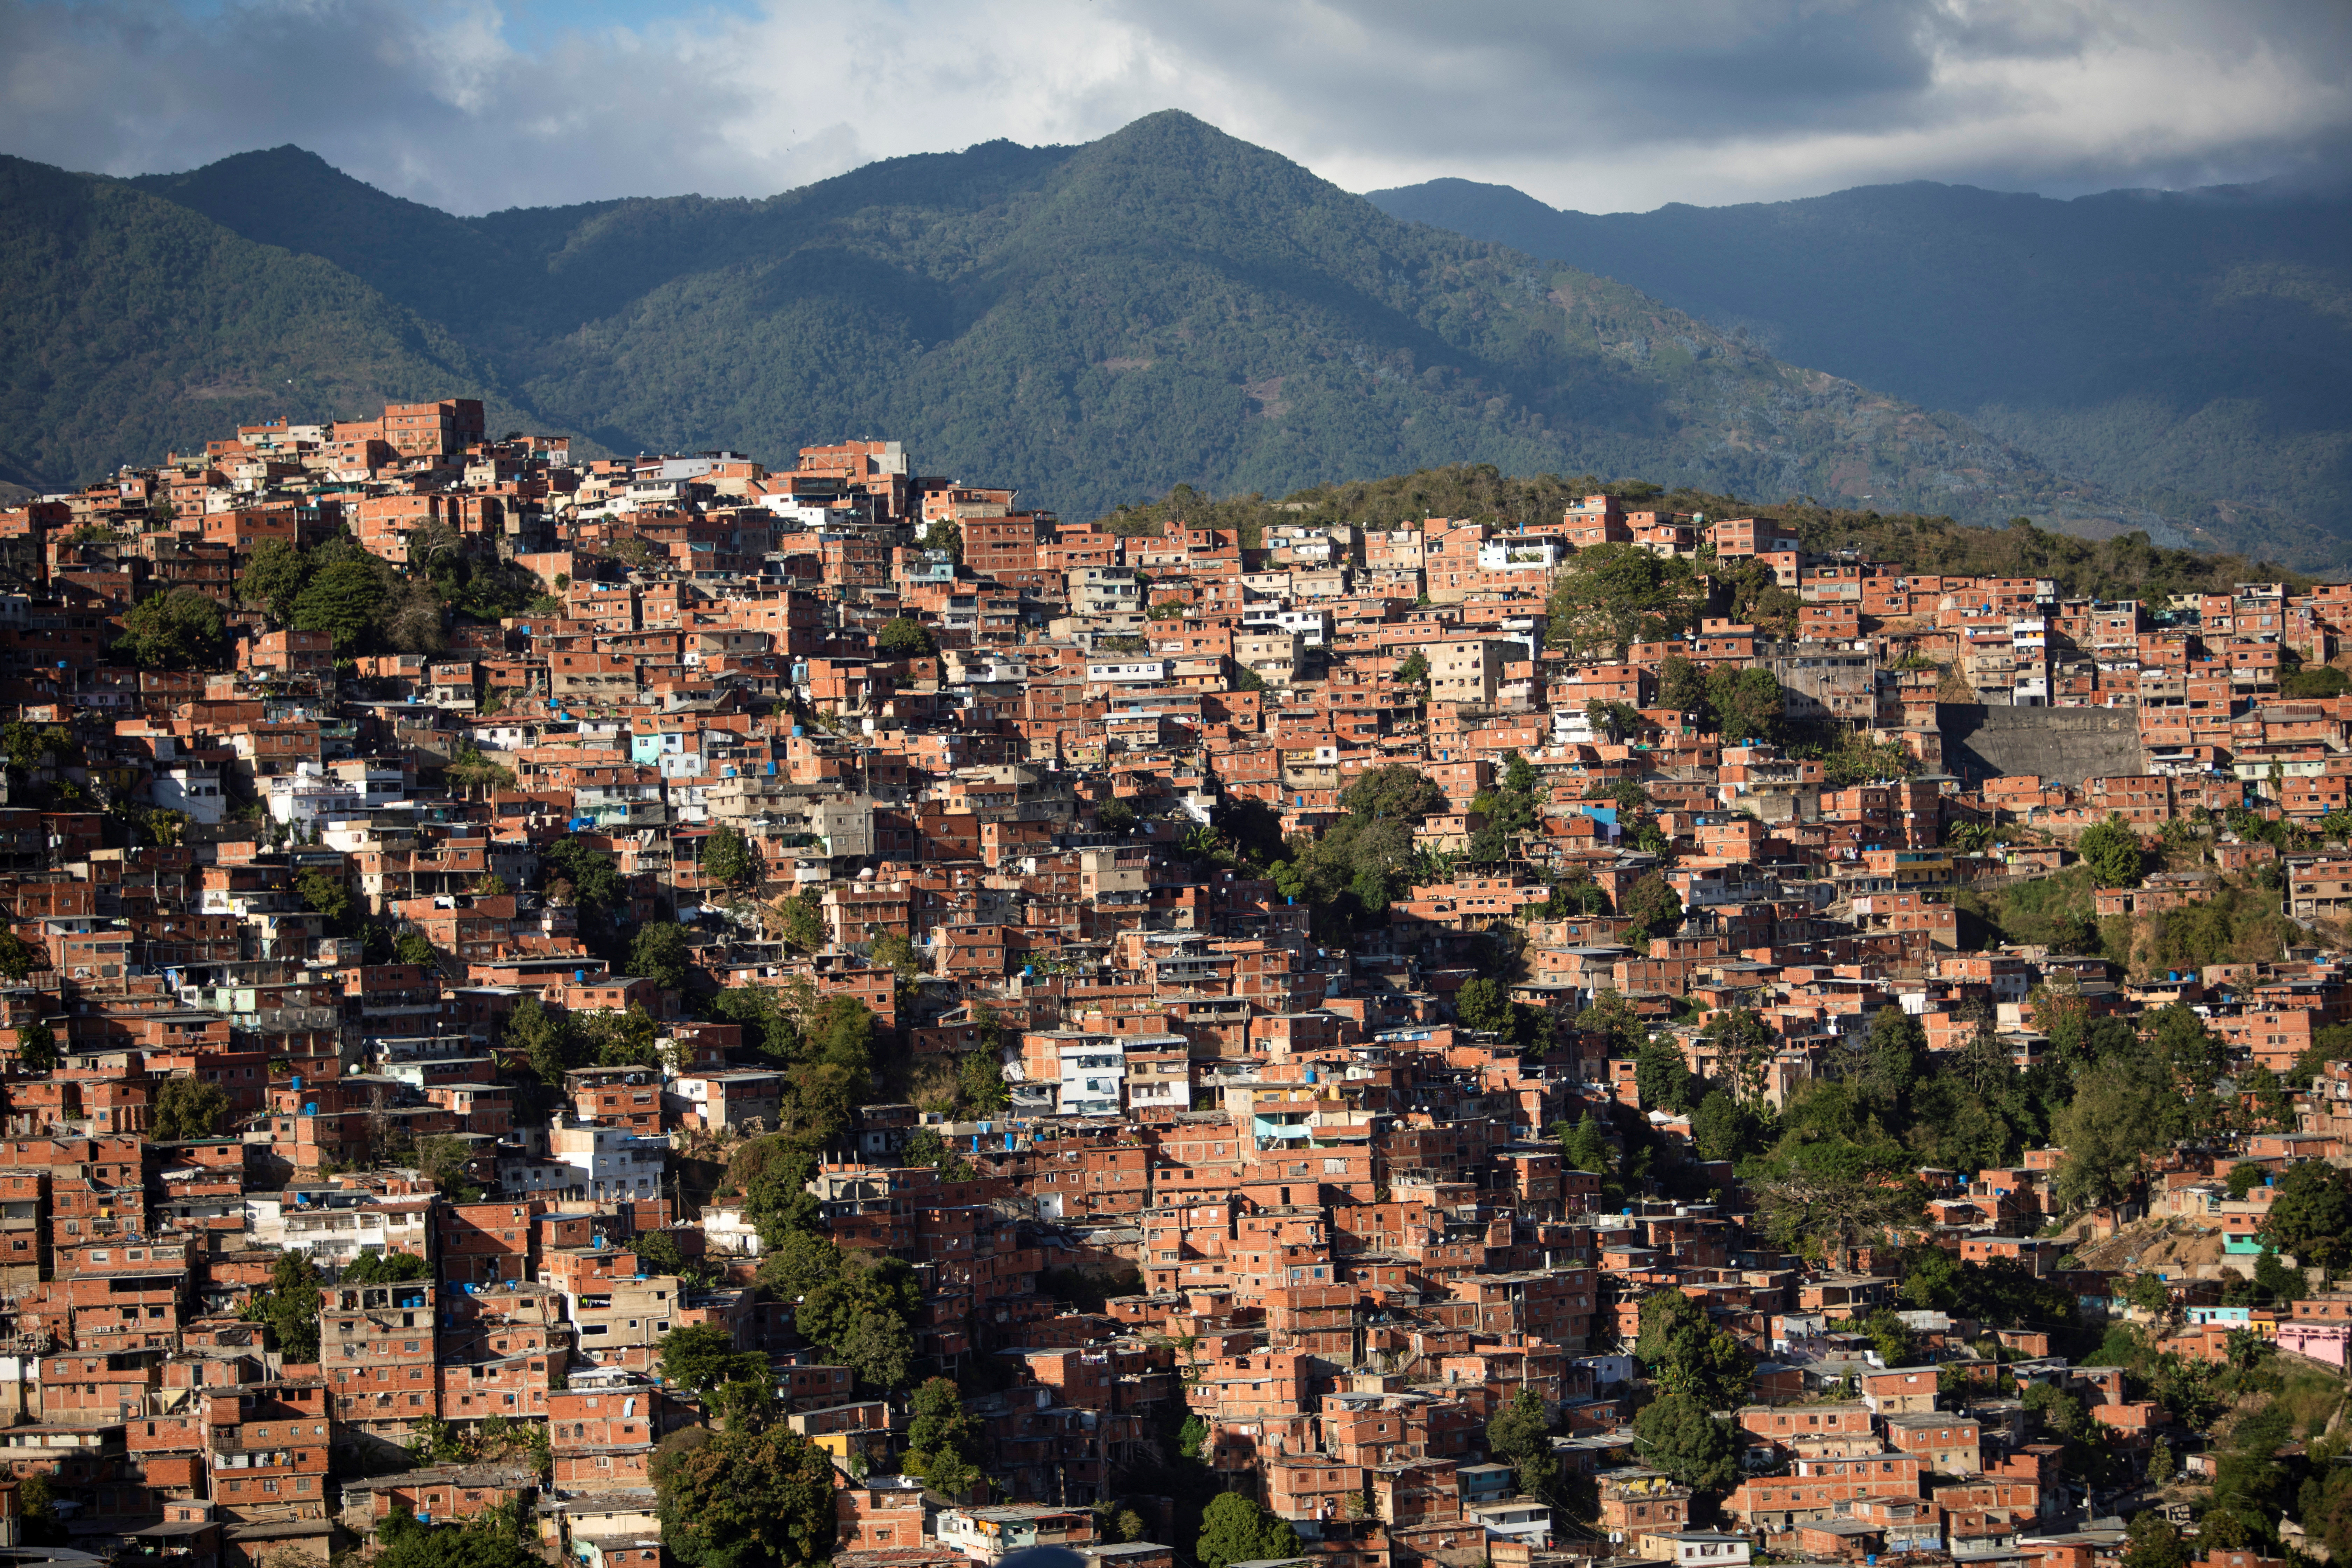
[11,117,2168,537]
[0,154,522,499]
[1370,175,2352,568]
[1620,984,2302,1260]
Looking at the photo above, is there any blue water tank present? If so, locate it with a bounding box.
[290,1077,302,1091]
[574,969,586,983]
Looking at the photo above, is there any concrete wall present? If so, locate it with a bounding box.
[1938,705,2144,788]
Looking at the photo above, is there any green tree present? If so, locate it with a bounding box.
[634,1230,689,1277]
[1545,542,1706,655]
[734,1136,825,1244]
[1636,1035,1694,1112]
[1847,1307,1920,1368]
[1487,1388,1560,1503]
[2052,1052,2176,1212]
[1748,1137,1924,1273]
[919,519,963,559]
[630,922,693,995]
[416,1134,484,1200]
[654,1423,836,1568]
[2023,1382,2079,1448]
[295,867,354,931]
[1702,1007,1775,1099]
[2122,1511,2189,1568]
[1633,1392,1739,1491]
[958,1049,1010,1115]
[1620,872,1684,938]
[240,1251,324,1363]
[1657,653,1711,720]
[375,1502,543,1568]
[831,1304,914,1392]
[240,538,311,619]
[776,891,826,954]
[1341,764,1444,822]
[501,992,579,1087]
[1635,1292,1750,1408]
[658,1323,769,1395]
[1577,989,1647,1057]
[702,824,757,888]
[150,1076,232,1140]
[2227,1162,2267,1200]
[291,553,392,649]
[446,744,516,797]
[578,1004,663,1069]
[902,1376,984,1497]
[15,1021,56,1074]
[1456,976,1517,1035]
[902,1127,975,1181]
[2079,815,2146,888]
[544,836,624,927]
[15,1471,62,1547]
[794,1257,920,1390]
[1857,1005,1927,1118]
[1558,1114,1615,1178]
[876,617,935,657]
[114,587,227,670]
[395,931,438,967]
[1692,1089,1765,1164]
[1393,650,1429,691]
[2255,1244,2309,1302]
[343,1250,431,1284]
[2240,1062,2291,1130]
[1705,665,1784,744]
[1586,699,1645,742]
[2261,1159,2352,1269]
[1197,1492,1300,1568]
[871,933,922,1001]
[2149,1003,2227,1094]
[755,1230,842,1300]
[0,931,44,982]
[2147,1438,2175,1486]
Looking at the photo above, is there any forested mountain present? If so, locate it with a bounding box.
[1367,175,2352,569]
[0,155,533,498]
[0,113,2186,547]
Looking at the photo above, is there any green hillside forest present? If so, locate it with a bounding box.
[0,112,2225,557]
[1367,175,2352,569]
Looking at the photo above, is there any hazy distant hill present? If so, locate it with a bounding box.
[1367,175,2352,567]
[0,113,2189,550]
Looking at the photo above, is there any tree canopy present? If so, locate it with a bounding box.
[114,587,227,670]
[653,1423,835,1568]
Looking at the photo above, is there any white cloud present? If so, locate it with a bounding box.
[0,0,2344,214]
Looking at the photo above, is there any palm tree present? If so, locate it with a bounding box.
[1947,821,1995,854]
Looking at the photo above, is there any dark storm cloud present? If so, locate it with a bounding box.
[0,0,2346,214]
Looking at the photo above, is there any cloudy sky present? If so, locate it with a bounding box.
[1,0,2347,216]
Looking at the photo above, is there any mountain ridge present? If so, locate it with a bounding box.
[1366,172,2352,567]
[0,112,2223,555]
